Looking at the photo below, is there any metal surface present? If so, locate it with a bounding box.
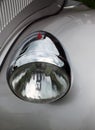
[0,1,95,130]
[0,0,33,32]
[64,0,81,9]
[0,0,65,70]
[0,6,95,130]
[7,31,71,103]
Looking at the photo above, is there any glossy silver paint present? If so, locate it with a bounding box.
[7,31,71,103]
[0,0,65,69]
[0,0,33,32]
[0,0,95,130]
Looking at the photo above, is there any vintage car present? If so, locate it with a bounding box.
[0,0,95,130]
